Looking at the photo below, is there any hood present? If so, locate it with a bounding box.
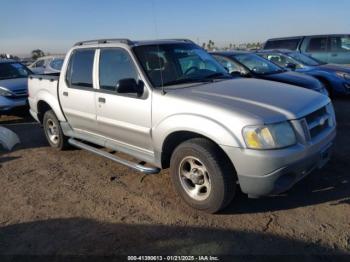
[318,63,350,74]
[0,77,28,92]
[259,71,322,90]
[168,78,329,124]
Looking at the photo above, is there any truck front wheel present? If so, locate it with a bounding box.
[43,110,69,150]
[170,138,236,213]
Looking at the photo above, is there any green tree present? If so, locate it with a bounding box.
[31,49,45,60]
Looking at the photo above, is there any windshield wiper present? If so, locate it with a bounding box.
[203,72,231,79]
[163,78,211,87]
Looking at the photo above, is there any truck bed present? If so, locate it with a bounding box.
[28,73,63,122]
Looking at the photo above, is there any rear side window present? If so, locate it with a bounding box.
[99,48,138,91]
[264,38,301,50]
[306,37,328,52]
[66,49,95,88]
[330,35,350,52]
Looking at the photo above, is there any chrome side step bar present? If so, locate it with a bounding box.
[68,138,161,174]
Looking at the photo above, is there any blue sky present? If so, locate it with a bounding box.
[1,0,349,55]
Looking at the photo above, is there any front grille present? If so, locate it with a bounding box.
[303,106,332,139]
[12,89,27,97]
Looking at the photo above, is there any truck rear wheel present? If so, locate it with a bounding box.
[170,138,236,213]
[43,110,69,150]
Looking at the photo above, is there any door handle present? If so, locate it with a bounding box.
[98,97,106,103]
[331,53,338,57]
[63,91,68,96]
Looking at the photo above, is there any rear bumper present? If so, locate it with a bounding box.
[222,128,336,197]
[0,96,28,112]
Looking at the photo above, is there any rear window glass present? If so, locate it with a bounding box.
[67,49,95,88]
[264,38,301,50]
[306,37,328,52]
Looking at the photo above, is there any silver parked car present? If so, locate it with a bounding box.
[0,59,31,112]
[29,55,64,74]
[28,39,336,213]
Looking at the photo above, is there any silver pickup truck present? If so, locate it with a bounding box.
[28,39,336,213]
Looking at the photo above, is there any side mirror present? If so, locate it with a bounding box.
[286,63,297,71]
[230,71,242,77]
[116,78,144,96]
[231,70,250,77]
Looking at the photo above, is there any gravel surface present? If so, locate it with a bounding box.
[0,99,349,256]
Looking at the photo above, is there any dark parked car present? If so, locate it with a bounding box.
[211,51,328,96]
[258,49,350,96]
[0,59,31,112]
[263,34,350,65]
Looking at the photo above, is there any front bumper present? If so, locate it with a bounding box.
[0,96,28,112]
[222,127,336,197]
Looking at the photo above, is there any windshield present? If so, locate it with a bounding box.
[288,52,324,66]
[133,43,230,88]
[233,54,284,75]
[0,62,31,80]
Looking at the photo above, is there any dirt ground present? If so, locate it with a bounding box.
[0,99,349,257]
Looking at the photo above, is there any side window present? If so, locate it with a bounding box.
[264,38,301,50]
[213,55,241,73]
[66,49,95,88]
[99,48,138,92]
[330,36,350,52]
[307,37,328,52]
[34,60,45,68]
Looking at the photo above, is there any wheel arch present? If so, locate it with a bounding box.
[35,91,66,124]
[160,130,237,171]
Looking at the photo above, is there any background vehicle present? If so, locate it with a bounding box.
[263,34,350,64]
[211,51,328,95]
[0,126,20,151]
[29,55,65,74]
[19,58,35,66]
[258,49,350,96]
[0,59,31,112]
[28,39,335,213]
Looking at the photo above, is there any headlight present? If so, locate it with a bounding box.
[335,72,350,81]
[0,87,14,97]
[243,122,296,149]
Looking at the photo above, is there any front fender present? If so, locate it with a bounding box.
[152,114,243,152]
[33,90,66,122]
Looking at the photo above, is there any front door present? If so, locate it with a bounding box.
[95,48,153,152]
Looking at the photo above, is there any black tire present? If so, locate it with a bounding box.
[43,110,69,150]
[170,138,236,213]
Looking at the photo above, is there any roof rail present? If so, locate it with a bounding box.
[74,38,133,46]
[165,39,195,44]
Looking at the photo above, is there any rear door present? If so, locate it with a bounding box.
[95,48,153,151]
[59,48,98,134]
[303,36,330,63]
[329,35,350,64]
